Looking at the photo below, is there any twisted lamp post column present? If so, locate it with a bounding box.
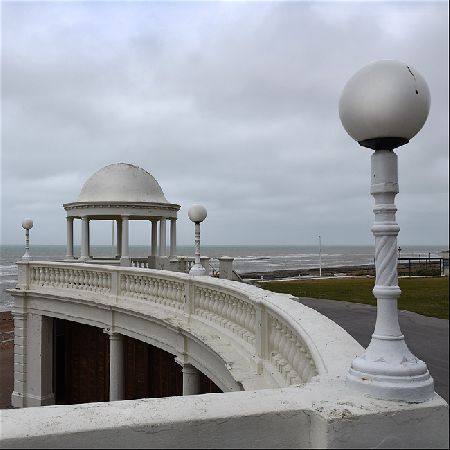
[188,204,207,276]
[339,60,434,402]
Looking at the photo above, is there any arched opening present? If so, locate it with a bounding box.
[54,318,221,405]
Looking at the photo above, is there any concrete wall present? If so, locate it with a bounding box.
[1,381,448,448]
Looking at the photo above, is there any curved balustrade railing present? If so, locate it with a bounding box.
[19,261,360,388]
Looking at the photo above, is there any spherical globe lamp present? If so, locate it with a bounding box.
[188,204,208,276]
[188,204,207,223]
[339,60,434,403]
[22,218,33,230]
[339,60,430,150]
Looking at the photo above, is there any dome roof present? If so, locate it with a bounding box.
[77,163,168,203]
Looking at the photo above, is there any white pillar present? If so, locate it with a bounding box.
[159,218,167,256]
[170,219,177,257]
[87,219,92,258]
[219,256,234,280]
[80,216,89,261]
[65,217,74,260]
[116,218,122,258]
[120,215,130,266]
[347,150,434,402]
[107,332,124,401]
[12,313,54,408]
[151,220,158,257]
[182,364,201,396]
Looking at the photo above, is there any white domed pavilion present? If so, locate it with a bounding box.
[63,163,180,266]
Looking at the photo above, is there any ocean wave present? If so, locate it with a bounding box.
[0,279,18,285]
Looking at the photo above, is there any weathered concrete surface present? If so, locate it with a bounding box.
[1,381,448,449]
[296,297,449,402]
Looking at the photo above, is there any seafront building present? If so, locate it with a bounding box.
[2,162,448,448]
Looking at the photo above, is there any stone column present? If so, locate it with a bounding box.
[116,218,122,259]
[159,218,167,256]
[80,216,89,261]
[65,217,74,260]
[151,220,158,257]
[120,215,130,266]
[182,364,201,396]
[87,219,92,258]
[12,313,54,408]
[170,219,177,257]
[219,256,234,280]
[108,332,124,401]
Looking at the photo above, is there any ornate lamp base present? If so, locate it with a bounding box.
[189,264,207,276]
[347,339,434,402]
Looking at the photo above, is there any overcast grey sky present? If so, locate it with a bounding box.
[1,0,448,247]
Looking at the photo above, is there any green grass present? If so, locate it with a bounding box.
[259,277,449,319]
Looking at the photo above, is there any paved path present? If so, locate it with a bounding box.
[296,297,449,402]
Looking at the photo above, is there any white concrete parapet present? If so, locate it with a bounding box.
[1,381,448,448]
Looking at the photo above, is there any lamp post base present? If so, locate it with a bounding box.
[347,339,434,402]
[189,264,207,276]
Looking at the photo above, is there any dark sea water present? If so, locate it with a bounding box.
[0,244,446,312]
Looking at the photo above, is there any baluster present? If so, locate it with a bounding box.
[291,340,303,377]
[142,276,149,297]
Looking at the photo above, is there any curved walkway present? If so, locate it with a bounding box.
[296,297,449,402]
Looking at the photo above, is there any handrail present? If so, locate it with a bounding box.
[17,261,362,387]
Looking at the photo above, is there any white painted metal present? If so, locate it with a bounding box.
[318,235,322,277]
[21,219,33,261]
[188,205,207,276]
[340,60,434,402]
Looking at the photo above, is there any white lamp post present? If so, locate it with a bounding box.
[339,60,434,402]
[188,204,207,276]
[21,218,33,261]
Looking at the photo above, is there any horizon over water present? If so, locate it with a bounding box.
[1,244,447,312]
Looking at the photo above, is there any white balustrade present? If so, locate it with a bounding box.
[20,261,323,387]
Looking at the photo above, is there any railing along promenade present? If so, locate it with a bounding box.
[15,260,362,389]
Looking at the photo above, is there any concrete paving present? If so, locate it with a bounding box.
[296,297,449,402]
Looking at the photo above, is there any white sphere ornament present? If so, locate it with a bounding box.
[339,60,430,150]
[188,204,207,223]
[22,218,33,230]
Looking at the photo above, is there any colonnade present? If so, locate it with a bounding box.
[11,313,202,407]
[106,333,201,400]
[65,216,177,262]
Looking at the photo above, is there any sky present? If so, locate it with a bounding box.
[1,0,449,247]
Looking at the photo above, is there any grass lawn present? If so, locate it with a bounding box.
[259,277,449,319]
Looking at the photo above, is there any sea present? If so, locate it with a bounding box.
[0,244,446,312]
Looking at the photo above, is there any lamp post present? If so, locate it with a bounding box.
[339,60,434,402]
[318,235,322,277]
[188,204,207,276]
[21,218,33,261]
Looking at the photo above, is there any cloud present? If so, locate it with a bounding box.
[1,1,448,246]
